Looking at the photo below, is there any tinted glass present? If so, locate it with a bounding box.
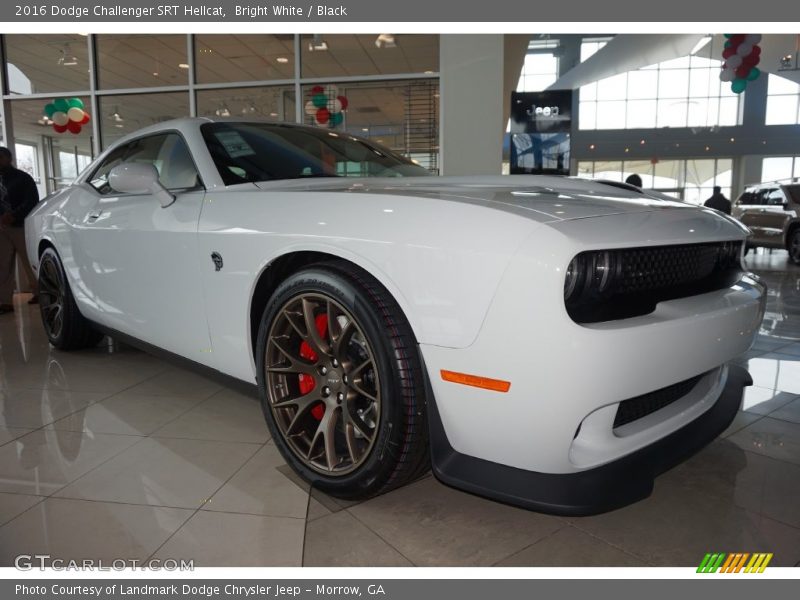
[201,122,430,185]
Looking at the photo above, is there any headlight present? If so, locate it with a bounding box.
[592,251,615,293]
[564,255,584,301]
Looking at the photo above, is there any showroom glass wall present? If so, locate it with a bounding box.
[0,34,439,195]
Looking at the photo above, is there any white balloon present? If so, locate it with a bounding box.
[737,42,753,56]
[324,84,338,98]
[745,34,762,45]
[305,100,317,116]
[52,111,69,126]
[327,98,342,113]
[67,107,84,122]
[727,54,743,68]
[720,68,735,82]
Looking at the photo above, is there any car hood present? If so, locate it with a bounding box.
[253,175,697,223]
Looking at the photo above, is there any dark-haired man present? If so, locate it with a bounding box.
[0,146,39,314]
[704,185,731,215]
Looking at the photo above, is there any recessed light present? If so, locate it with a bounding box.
[270,112,278,117]
[178,63,189,69]
[362,128,369,132]
[276,57,289,64]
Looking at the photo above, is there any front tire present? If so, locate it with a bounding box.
[789,229,800,265]
[256,261,429,499]
[38,247,103,350]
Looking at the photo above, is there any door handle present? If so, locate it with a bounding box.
[87,210,104,222]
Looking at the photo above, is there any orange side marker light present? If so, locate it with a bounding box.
[440,370,511,393]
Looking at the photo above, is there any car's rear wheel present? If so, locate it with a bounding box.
[789,229,800,265]
[38,248,103,350]
[256,262,429,499]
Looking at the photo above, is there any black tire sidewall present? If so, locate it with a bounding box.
[791,230,800,264]
[256,266,412,497]
[38,248,69,347]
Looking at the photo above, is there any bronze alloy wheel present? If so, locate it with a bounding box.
[38,252,66,340]
[264,292,381,475]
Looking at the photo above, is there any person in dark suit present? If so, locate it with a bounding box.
[704,185,731,214]
[0,146,39,314]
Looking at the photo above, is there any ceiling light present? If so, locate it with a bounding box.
[375,34,397,49]
[109,107,124,123]
[57,44,78,67]
[308,35,328,52]
[361,127,369,132]
[276,57,289,64]
[241,102,259,115]
[270,112,278,117]
[215,103,231,118]
[178,63,189,69]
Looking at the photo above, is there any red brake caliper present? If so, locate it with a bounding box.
[299,314,329,421]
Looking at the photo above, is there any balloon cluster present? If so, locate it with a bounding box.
[720,34,762,94]
[304,85,348,127]
[44,98,90,134]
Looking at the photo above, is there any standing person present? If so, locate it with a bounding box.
[704,185,731,214]
[0,146,40,315]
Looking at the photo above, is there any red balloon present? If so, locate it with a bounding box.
[735,66,750,79]
[310,85,324,94]
[730,34,746,45]
[53,124,68,133]
[337,95,348,110]
[751,45,762,56]
[67,120,82,134]
[722,47,735,59]
[315,107,330,124]
[743,54,759,67]
[80,113,90,124]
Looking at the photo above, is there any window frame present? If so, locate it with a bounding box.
[87,130,205,196]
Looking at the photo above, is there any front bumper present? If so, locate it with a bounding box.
[428,362,752,515]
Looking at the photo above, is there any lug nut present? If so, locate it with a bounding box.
[337,392,344,401]
[343,375,349,384]
[332,358,339,368]
[319,365,328,375]
[322,386,331,397]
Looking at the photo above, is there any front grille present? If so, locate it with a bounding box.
[566,241,743,323]
[616,244,724,294]
[613,372,706,429]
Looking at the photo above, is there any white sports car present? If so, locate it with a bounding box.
[26,118,766,514]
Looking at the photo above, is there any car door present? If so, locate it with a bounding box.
[77,132,213,362]
[733,189,765,242]
[759,187,794,246]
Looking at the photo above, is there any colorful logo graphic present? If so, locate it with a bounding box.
[697,552,773,573]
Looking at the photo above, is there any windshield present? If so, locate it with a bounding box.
[201,122,431,185]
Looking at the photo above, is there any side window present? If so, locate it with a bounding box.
[767,189,786,206]
[89,133,200,195]
[89,144,132,194]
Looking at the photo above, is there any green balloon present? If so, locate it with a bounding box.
[67,97,84,109]
[312,93,327,108]
[724,40,732,48]
[44,103,56,118]
[731,79,747,94]
[724,33,733,38]
[330,112,343,126]
[746,67,761,81]
[53,98,69,112]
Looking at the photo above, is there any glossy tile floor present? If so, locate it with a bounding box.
[2,251,800,567]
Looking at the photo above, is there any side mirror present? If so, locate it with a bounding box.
[108,163,175,208]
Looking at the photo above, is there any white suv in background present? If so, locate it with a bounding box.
[733,182,800,263]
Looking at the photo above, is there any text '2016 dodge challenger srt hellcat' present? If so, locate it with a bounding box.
[25,118,766,515]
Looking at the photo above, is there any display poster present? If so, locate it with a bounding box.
[509,90,572,175]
